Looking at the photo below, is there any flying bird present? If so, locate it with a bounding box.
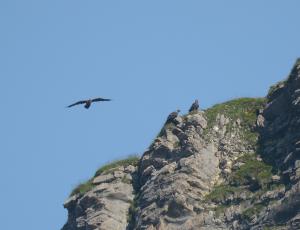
[67,97,111,109]
[189,99,199,112]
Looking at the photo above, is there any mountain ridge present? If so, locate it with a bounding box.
[62,59,300,230]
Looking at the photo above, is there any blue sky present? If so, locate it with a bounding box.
[1,1,300,229]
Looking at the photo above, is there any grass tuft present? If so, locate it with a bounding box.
[70,179,94,197]
[205,185,241,203]
[203,97,266,146]
[204,97,266,129]
[69,155,140,197]
[241,203,265,221]
[206,153,274,203]
[231,154,273,189]
[94,155,139,177]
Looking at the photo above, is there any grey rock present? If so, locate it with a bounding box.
[62,168,136,230]
[295,160,300,169]
[271,175,281,182]
[92,174,115,185]
[124,165,136,173]
[114,170,125,178]
[256,114,265,128]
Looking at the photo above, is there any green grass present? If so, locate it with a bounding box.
[231,154,273,189]
[203,97,266,146]
[204,97,266,129]
[69,155,140,197]
[70,179,94,197]
[206,153,274,204]
[262,225,287,230]
[214,204,230,217]
[94,155,139,177]
[205,185,242,203]
[241,203,264,221]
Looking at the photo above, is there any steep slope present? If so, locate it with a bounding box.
[134,97,267,230]
[256,58,300,229]
[62,59,300,230]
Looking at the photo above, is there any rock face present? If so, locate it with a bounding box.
[62,59,300,230]
[136,112,222,230]
[256,59,300,229]
[62,165,137,230]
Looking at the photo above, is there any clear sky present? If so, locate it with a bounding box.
[1,1,300,229]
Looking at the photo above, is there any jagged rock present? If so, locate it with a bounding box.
[232,162,244,170]
[93,174,115,184]
[256,114,265,128]
[114,170,125,178]
[124,165,136,173]
[62,165,136,230]
[62,60,300,230]
[289,214,300,229]
[185,112,207,129]
[271,175,281,183]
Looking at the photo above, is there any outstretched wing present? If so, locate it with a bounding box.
[67,100,87,108]
[92,97,111,102]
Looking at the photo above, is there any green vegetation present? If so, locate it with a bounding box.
[262,225,286,230]
[204,97,266,146]
[269,183,285,191]
[241,203,264,221]
[205,185,242,203]
[204,97,266,129]
[206,153,274,203]
[268,80,287,97]
[205,151,285,224]
[206,153,283,221]
[70,155,140,197]
[70,179,94,197]
[231,154,273,189]
[214,204,230,217]
[94,155,139,177]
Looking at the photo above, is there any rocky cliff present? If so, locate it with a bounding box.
[62,59,300,230]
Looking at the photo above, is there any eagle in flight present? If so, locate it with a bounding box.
[67,97,111,109]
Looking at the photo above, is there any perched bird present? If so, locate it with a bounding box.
[189,99,199,113]
[67,97,111,109]
[166,109,181,124]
